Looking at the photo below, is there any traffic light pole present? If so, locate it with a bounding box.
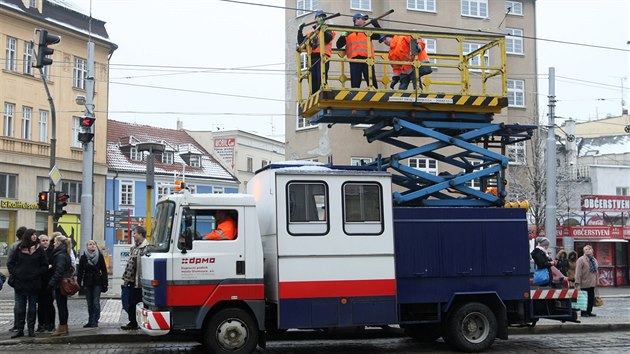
[80,41,95,253]
[37,66,56,235]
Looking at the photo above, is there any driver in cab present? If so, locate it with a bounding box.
[204,210,237,240]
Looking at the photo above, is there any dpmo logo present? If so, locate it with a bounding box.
[182,257,216,264]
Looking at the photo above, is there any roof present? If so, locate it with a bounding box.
[578,134,630,157]
[107,120,238,183]
[0,0,112,43]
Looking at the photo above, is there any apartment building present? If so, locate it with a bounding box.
[285,0,537,176]
[0,0,116,263]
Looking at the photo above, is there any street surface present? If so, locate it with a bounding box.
[0,331,628,353]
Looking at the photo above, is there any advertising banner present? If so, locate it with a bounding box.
[581,195,630,212]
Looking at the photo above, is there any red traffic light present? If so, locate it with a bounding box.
[56,193,70,203]
[37,191,49,211]
[80,116,96,128]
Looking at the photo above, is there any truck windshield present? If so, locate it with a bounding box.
[149,201,176,252]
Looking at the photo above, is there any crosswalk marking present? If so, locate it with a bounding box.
[100,299,122,323]
[0,300,13,326]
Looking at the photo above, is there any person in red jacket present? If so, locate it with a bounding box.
[205,210,237,240]
[381,34,431,90]
[336,13,381,88]
[298,10,336,94]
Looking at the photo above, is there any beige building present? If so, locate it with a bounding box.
[285,0,537,182]
[187,128,286,193]
[0,0,116,262]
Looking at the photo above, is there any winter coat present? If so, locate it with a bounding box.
[7,245,48,295]
[575,255,598,289]
[556,250,569,276]
[531,247,553,286]
[76,252,108,288]
[40,246,55,290]
[567,252,578,281]
[48,244,73,289]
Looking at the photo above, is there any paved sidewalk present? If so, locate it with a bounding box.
[0,285,627,345]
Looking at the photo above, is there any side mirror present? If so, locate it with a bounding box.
[178,227,193,253]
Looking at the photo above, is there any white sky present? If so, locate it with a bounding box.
[72,0,629,140]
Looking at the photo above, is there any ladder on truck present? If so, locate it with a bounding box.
[297,25,536,207]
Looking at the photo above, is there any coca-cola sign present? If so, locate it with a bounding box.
[581,195,630,212]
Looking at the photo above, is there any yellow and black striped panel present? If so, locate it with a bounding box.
[300,89,508,117]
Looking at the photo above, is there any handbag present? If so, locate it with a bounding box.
[60,276,80,297]
[571,290,588,310]
[533,267,550,286]
[594,288,604,307]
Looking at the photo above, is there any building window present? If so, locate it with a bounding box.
[189,155,201,167]
[61,180,82,203]
[247,157,253,172]
[300,52,309,71]
[213,186,224,194]
[505,1,523,16]
[21,106,32,140]
[38,110,48,142]
[0,173,17,198]
[23,41,33,75]
[3,102,15,137]
[29,0,37,7]
[462,0,488,18]
[508,140,526,165]
[351,157,373,166]
[351,0,371,11]
[464,160,483,189]
[120,181,134,206]
[71,116,81,147]
[424,38,437,64]
[161,151,174,164]
[157,183,171,199]
[507,79,525,107]
[407,0,436,12]
[73,57,87,90]
[506,28,524,55]
[297,104,316,130]
[617,187,629,196]
[5,37,17,71]
[343,183,383,235]
[296,0,318,17]
[463,43,489,71]
[287,182,328,235]
[409,158,438,175]
[128,147,141,161]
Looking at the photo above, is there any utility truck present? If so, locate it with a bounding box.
[136,162,577,353]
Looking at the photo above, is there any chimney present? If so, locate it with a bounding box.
[176,119,183,130]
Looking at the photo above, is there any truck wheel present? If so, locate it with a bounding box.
[403,324,441,342]
[444,302,497,353]
[204,308,259,354]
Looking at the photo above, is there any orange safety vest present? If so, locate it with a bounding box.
[204,216,237,240]
[388,36,430,74]
[307,29,336,57]
[345,32,374,59]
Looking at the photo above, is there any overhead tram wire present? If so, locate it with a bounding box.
[218,0,630,53]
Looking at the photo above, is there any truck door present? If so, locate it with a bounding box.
[170,207,246,312]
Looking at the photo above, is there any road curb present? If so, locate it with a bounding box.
[509,323,630,335]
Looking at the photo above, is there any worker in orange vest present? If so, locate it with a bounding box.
[336,13,381,89]
[381,34,431,90]
[298,10,336,94]
[204,210,237,240]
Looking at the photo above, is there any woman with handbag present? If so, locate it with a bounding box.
[48,235,73,336]
[76,240,108,328]
[6,229,48,338]
[531,237,555,286]
[575,245,599,317]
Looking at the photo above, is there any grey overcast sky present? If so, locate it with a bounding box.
[73,0,629,140]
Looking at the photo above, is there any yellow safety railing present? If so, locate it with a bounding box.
[296,25,508,115]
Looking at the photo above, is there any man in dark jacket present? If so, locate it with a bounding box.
[336,13,381,88]
[36,234,55,332]
[298,9,336,94]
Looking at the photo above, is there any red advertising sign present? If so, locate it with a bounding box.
[581,195,630,212]
[213,138,236,170]
[564,226,625,239]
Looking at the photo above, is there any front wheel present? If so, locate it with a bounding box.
[444,302,497,353]
[204,308,259,354]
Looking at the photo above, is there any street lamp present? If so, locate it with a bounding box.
[137,142,165,239]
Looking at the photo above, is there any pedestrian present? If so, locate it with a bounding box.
[530,237,556,287]
[556,249,569,276]
[298,9,336,94]
[336,13,381,88]
[7,226,27,333]
[121,226,148,330]
[7,229,48,338]
[204,210,237,240]
[76,240,108,328]
[567,250,578,287]
[575,245,599,317]
[36,234,56,332]
[51,231,76,266]
[48,235,74,336]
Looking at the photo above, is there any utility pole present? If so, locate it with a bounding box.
[546,67,557,258]
[80,41,96,253]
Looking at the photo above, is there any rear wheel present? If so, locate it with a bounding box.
[444,302,497,352]
[204,308,259,354]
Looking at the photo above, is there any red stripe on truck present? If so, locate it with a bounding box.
[279,279,396,299]
[166,283,264,306]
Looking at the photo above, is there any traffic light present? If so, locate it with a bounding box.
[54,192,69,219]
[79,116,95,128]
[37,191,49,211]
[78,116,96,143]
[34,29,61,68]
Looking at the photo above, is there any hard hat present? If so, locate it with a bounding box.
[352,13,369,22]
[314,10,326,18]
